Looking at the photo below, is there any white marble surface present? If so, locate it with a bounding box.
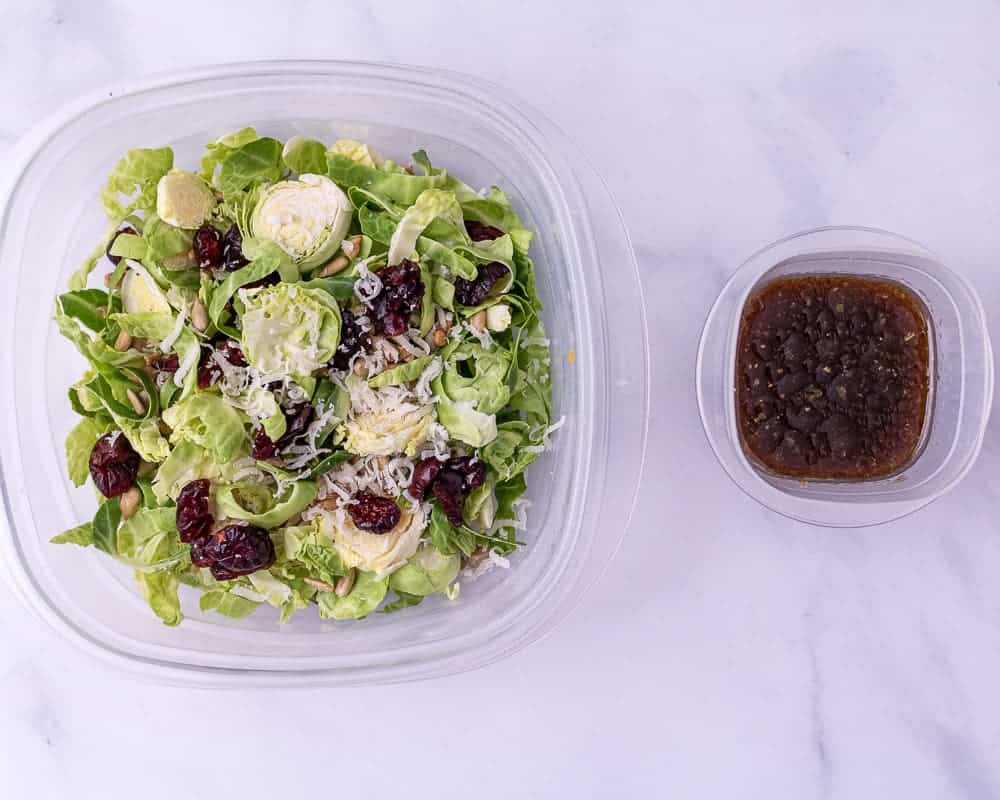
[4,1,1000,797]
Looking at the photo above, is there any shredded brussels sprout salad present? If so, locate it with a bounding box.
[52,129,560,625]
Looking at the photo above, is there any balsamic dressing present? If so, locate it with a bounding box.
[736,274,930,480]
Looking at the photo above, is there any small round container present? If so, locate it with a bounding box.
[0,62,649,685]
[697,227,993,528]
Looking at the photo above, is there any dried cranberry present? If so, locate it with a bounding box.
[453,262,510,307]
[149,353,179,374]
[198,340,246,388]
[197,368,217,390]
[382,260,420,288]
[380,311,407,337]
[197,350,220,390]
[417,456,489,525]
[251,400,313,460]
[332,309,371,370]
[277,402,314,448]
[176,479,213,543]
[410,456,485,515]
[447,456,487,492]
[432,470,467,527]
[209,563,241,581]
[465,221,504,241]
[252,429,278,460]
[381,261,424,305]
[88,432,141,498]
[219,339,247,367]
[221,225,248,271]
[193,225,224,269]
[201,523,275,579]
[409,457,443,499]
[348,492,402,533]
[189,537,214,568]
[371,260,424,335]
[105,226,137,266]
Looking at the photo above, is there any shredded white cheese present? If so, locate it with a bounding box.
[491,497,531,535]
[464,320,494,349]
[528,415,565,448]
[541,415,565,446]
[418,422,451,462]
[272,467,311,497]
[282,444,331,470]
[392,329,431,359]
[280,400,342,469]
[284,383,308,404]
[348,339,402,380]
[173,341,200,387]
[353,263,383,307]
[159,306,187,353]
[414,357,443,404]
[317,453,417,503]
[434,306,453,331]
[211,350,251,396]
[345,378,428,422]
[230,456,269,484]
[464,548,512,580]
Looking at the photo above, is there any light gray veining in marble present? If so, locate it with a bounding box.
[3,1,1000,798]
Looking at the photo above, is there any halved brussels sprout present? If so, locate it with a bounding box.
[319,570,388,620]
[240,283,342,375]
[345,403,434,457]
[317,502,426,577]
[215,478,317,529]
[249,174,353,271]
[389,544,460,596]
[343,375,434,457]
[155,169,215,229]
[121,262,170,315]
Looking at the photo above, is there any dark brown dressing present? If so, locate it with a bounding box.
[736,274,930,480]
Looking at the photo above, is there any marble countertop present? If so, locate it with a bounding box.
[3,2,1000,797]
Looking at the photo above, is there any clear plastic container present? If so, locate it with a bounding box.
[697,227,993,528]
[0,62,649,685]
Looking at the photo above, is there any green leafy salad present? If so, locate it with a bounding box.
[52,129,560,625]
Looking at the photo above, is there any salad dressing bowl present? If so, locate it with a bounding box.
[697,227,992,528]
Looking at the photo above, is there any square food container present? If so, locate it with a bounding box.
[0,62,649,686]
[697,227,993,528]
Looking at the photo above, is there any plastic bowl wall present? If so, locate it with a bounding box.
[0,62,649,686]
